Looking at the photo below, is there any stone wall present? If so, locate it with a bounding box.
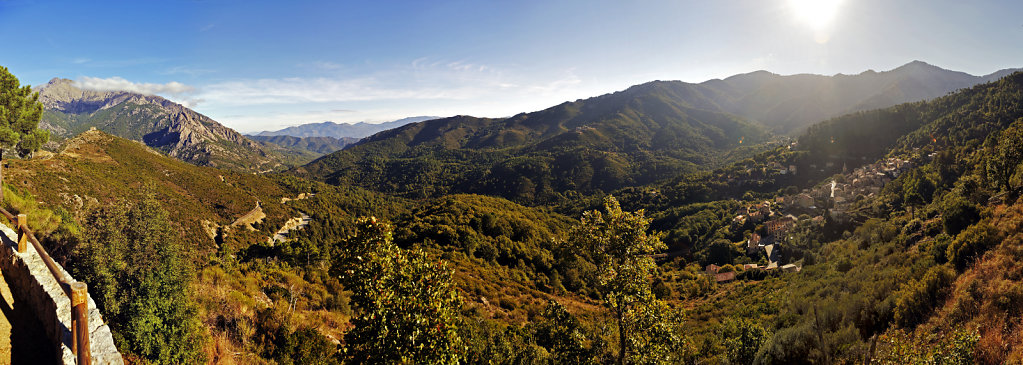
[0,224,122,364]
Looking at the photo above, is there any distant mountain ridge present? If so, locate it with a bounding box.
[255,116,440,138]
[248,135,358,155]
[692,60,1021,133]
[296,77,771,203]
[295,61,1020,204]
[35,78,282,172]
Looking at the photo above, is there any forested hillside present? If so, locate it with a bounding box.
[296,62,1020,208]
[296,82,771,205]
[7,67,1023,364]
[607,71,1023,363]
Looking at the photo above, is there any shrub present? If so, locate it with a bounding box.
[947,222,1001,271]
[941,195,980,235]
[72,192,208,363]
[893,266,956,328]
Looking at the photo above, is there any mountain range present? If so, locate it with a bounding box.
[12,61,1023,363]
[254,116,440,138]
[29,61,1018,178]
[35,78,284,172]
[653,60,1019,134]
[247,135,358,155]
[295,61,1019,203]
[295,82,772,203]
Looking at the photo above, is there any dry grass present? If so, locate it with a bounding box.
[912,199,1023,364]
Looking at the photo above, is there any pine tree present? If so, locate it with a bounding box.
[0,66,49,202]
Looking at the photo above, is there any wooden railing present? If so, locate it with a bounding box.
[0,207,90,364]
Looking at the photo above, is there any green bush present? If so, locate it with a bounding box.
[893,265,956,328]
[71,192,207,363]
[947,222,1001,271]
[721,318,768,365]
[941,194,979,236]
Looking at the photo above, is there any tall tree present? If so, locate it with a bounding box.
[902,169,935,218]
[568,195,690,364]
[0,66,49,202]
[332,217,464,364]
[988,119,1023,193]
[73,191,207,363]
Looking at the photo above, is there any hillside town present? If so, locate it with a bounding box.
[712,157,913,282]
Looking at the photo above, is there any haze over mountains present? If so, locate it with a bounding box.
[247,135,358,155]
[656,60,1020,134]
[254,116,440,138]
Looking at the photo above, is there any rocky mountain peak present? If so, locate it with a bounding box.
[36,78,279,172]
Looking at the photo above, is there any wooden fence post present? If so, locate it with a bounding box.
[15,213,26,253]
[71,282,90,364]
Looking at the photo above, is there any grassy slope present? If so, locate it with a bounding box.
[921,201,1023,363]
[6,130,292,248]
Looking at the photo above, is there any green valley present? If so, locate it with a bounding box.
[4,58,1023,364]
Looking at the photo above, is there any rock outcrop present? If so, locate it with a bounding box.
[34,78,280,172]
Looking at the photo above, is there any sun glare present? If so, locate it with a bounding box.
[789,0,843,31]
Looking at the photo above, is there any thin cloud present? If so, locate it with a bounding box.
[161,65,216,76]
[74,76,201,107]
[156,60,607,131]
[75,76,196,95]
[307,61,344,70]
[199,59,537,107]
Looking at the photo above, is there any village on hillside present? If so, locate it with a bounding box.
[707,157,913,283]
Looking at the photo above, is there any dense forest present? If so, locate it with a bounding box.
[4,64,1023,364]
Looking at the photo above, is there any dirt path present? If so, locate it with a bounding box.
[231,201,266,230]
[0,269,56,364]
[269,212,311,244]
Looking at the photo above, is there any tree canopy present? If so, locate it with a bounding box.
[0,66,48,157]
[332,217,464,364]
[568,195,690,364]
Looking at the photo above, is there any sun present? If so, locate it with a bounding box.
[788,0,843,31]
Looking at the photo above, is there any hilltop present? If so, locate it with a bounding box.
[4,129,295,248]
[294,62,1019,206]
[695,60,1020,133]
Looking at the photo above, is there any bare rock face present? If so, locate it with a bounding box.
[34,78,280,172]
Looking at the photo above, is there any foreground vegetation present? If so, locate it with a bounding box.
[3,64,1023,363]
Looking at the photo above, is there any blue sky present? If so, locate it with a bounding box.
[1,0,1021,133]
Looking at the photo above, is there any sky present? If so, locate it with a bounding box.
[1,0,1021,133]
